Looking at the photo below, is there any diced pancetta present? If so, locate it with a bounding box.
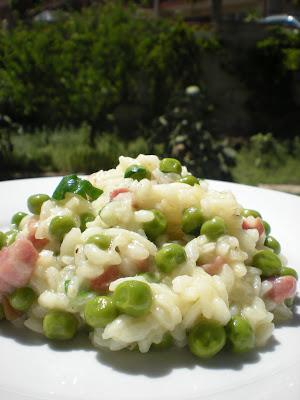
[0,279,13,294]
[90,265,121,292]
[242,217,264,236]
[198,256,225,276]
[135,258,150,273]
[0,238,38,295]
[110,188,130,201]
[265,276,297,303]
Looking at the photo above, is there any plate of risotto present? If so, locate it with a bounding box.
[0,154,299,400]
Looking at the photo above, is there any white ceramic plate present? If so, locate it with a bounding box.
[0,177,299,400]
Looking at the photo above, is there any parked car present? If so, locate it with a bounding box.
[258,14,300,29]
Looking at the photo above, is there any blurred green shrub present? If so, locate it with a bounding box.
[283,49,300,71]
[148,85,236,180]
[236,27,300,134]
[0,3,215,133]
[256,27,300,73]
[9,1,42,17]
[243,133,286,169]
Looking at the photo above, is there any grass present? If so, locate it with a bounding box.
[231,134,300,185]
[2,129,300,185]
[3,125,151,178]
[233,155,300,185]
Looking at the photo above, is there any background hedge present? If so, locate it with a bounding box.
[0,4,212,134]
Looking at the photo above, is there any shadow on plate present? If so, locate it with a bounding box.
[95,336,279,378]
[0,321,45,346]
[0,321,94,352]
[0,311,292,378]
[0,320,279,377]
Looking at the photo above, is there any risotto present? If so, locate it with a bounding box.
[0,155,297,358]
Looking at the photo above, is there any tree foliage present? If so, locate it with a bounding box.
[0,3,208,131]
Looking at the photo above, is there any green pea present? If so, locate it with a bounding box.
[178,175,199,186]
[159,158,182,174]
[86,234,112,250]
[77,288,96,298]
[285,298,294,308]
[0,303,4,320]
[113,280,152,318]
[155,243,186,273]
[252,249,282,277]
[8,287,37,312]
[262,220,271,236]
[151,333,173,350]
[80,212,95,231]
[241,209,262,218]
[143,210,167,241]
[27,194,50,215]
[43,311,78,340]
[226,316,255,353]
[200,217,226,241]
[182,207,204,235]
[6,229,18,246]
[280,267,298,280]
[188,321,226,359]
[124,165,151,181]
[70,289,96,309]
[84,296,118,328]
[264,236,281,254]
[11,212,27,228]
[0,232,6,250]
[138,271,162,283]
[49,215,76,241]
